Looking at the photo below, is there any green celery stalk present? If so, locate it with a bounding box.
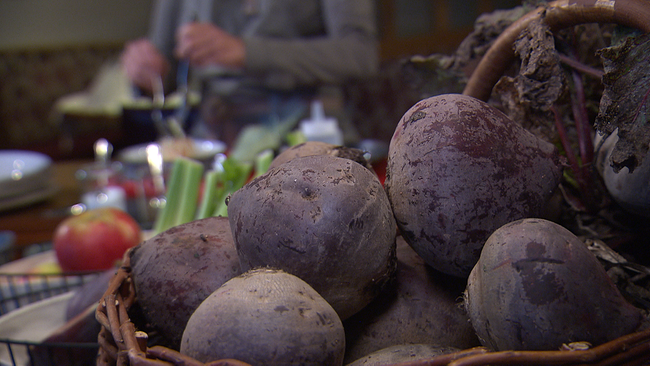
[285,129,307,146]
[212,189,231,217]
[211,157,253,217]
[232,161,253,190]
[253,149,274,178]
[152,158,186,234]
[195,169,221,220]
[173,158,204,225]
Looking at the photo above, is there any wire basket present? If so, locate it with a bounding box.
[0,271,100,316]
[0,338,100,366]
[0,270,103,366]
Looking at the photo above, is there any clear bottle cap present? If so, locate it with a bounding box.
[299,100,343,145]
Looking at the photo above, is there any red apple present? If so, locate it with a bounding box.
[53,207,141,271]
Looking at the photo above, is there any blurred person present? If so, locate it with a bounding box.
[121,0,379,146]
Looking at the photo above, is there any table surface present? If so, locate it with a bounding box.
[0,160,90,259]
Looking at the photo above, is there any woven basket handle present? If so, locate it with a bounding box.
[463,0,650,101]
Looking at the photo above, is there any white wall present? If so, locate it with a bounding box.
[0,0,153,50]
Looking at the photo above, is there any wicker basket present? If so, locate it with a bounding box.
[95,249,650,366]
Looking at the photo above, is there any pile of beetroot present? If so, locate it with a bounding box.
[94,1,650,365]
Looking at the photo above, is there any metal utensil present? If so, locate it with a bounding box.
[163,60,190,138]
[172,59,191,132]
[151,75,187,139]
[172,12,197,132]
[150,76,169,137]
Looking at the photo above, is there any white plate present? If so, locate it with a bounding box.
[118,138,226,165]
[0,151,52,201]
[0,292,71,366]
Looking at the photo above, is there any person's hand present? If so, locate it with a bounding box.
[175,23,246,69]
[121,38,170,93]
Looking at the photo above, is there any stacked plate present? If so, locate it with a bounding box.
[0,151,56,213]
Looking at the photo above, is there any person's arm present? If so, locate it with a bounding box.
[243,0,379,89]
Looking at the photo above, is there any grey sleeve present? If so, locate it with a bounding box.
[148,0,182,59]
[244,0,379,89]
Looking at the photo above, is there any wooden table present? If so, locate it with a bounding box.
[0,160,90,260]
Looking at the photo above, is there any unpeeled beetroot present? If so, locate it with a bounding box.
[228,154,397,320]
[347,344,460,366]
[129,216,241,349]
[269,141,372,171]
[343,236,479,363]
[465,218,643,351]
[181,268,345,365]
[385,94,563,277]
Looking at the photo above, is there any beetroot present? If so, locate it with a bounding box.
[343,236,479,362]
[385,94,563,277]
[228,154,396,320]
[129,216,241,349]
[465,218,643,351]
[181,268,345,365]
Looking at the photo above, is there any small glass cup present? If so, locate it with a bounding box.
[75,161,127,212]
[120,164,162,229]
